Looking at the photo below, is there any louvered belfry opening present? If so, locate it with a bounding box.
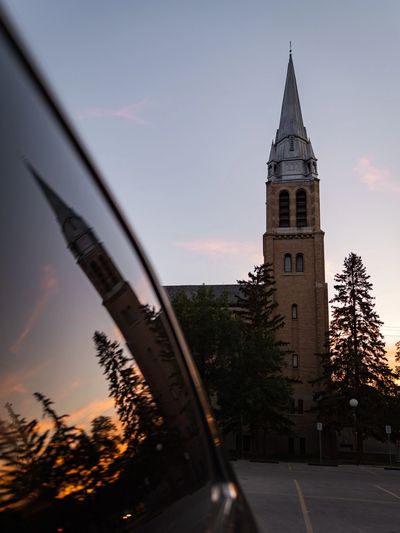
[296,189,307,227]
[279,190,290,227]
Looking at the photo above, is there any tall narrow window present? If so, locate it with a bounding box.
[300,437,306,455]
[284,254,292,273]
[291,304,298,319]
[296,189,307,227]
[290,399,296,415]
[297,399,304,414]
[292,354,299,368]
[279,190,290,227]
[296,253,304,272]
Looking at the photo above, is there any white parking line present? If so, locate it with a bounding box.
[375,485,400,500]
[294,479,314,533]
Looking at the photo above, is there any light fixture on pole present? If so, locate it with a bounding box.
[349,398,358,462]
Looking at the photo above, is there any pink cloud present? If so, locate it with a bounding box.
[175,239,262,262]
[9,265,59,354]
[0,359,52,400]
[36,398,118,433]
[77,99,148,124]
[68,397,115,426]
[354,157,400,193]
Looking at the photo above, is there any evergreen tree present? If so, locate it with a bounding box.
[236,263,284,332]
[316,253,398,458]
[227,264,292,455]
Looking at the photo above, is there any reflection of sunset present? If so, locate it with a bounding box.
[68,397,115,427]
[35,397,118,433]
[9,264,58,354]
[56,440,127,500]
[0,164,209,530]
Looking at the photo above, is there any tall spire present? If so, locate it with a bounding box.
[267,54,317,182]
[276,54,307,142]
[27,161,99,259]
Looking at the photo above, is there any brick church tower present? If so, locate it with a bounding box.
[263,53,329,456]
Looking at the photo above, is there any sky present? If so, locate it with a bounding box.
[3,0,400,361]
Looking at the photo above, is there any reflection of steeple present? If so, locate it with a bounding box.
[30,164,196,448]
[27,162,99,260]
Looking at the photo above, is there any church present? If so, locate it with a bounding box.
[167,52,329,457]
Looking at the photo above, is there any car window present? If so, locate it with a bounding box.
[0,13,255,533]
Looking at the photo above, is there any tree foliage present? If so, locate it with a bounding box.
[171,285,236,393]
[0,332,163,513]
[172,264,292,454]
[395,340,400,376]
[93,331,162,446]
[316,253,399,450]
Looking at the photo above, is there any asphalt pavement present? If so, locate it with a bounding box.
[234,460,400,533]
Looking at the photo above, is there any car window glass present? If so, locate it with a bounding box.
[0,22,219,533]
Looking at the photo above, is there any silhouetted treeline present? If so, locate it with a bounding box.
[0,331,167,530]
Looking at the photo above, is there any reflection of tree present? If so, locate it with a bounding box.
[0,332,166,527]
[0,403,48,508]
[93,331,163,447]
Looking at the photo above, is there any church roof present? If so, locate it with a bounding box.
[276,54,307,143]
[164,284,241,305]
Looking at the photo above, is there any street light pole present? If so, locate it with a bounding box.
[317,422,323,464]
[349,398,358,463]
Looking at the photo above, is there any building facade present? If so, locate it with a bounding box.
[263,53,329,456]
[165,53,329,457]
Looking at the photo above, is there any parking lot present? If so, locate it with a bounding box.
[234,460,400,533]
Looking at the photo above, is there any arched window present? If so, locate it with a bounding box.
[296,253,304,272]
[296,189,307,227]
[291,304,298,319]
[279,190,290,227]
[292,354,299,368]
[284,254,292,272]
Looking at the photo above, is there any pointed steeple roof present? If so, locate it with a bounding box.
[266,53,318,182]
[27,161,99,258]
[27,161,78,227]
[268,140,277,162]
[276,54,307,143]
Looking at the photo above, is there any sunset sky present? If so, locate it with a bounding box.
[5,0,400,361]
